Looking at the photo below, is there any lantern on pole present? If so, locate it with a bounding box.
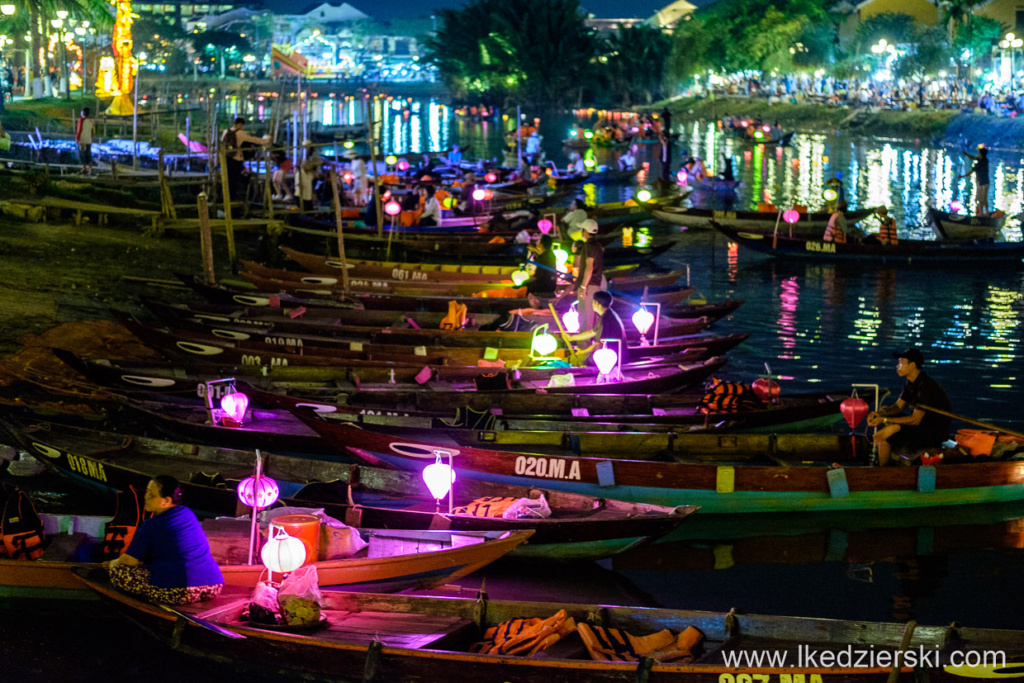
[510,268,529,286]
[261,525,307,575]
[562,304,580,334]
[537,218,553,235]
[530,326,558,358]
[593,341,620,381]
[422,451,456,512]
[238,449,281,565]
[632,306,655,346]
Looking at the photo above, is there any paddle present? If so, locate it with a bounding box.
[919,404,1024,441]
[159,604,247,639]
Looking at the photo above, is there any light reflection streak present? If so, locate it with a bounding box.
[778,276,799,358]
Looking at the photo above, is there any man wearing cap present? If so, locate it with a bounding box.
[574,218,606,332]
[867,348,952,466]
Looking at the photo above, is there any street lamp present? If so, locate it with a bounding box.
[1002,33,1024,87]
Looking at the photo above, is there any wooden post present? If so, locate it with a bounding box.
[365,98,384,238]
[218,147,237,269]
[264,147,275,220]
[197,192,216,285]
[157,149,168,216]
[329,169,350,293]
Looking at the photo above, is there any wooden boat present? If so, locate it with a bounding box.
[653,205,875,232]
[1,421,692,563]
[686,177,741,193]
[301,418,1024,514]
[927,207,1006,241]
[78,571,1024,682]
[713,221,1024,266]
[396,240,676,266]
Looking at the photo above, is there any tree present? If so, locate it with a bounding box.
[134,15,188,76]
[190,29,251,79]
[952,14,1004,75]
[855,12,918,49]
[602,25,672,107]
[894,26,952,79]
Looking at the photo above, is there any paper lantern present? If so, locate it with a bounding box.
[220,392,248,426]
[343,140,354,149]
[823,188,838,202]
[472,188,486,201]
[754,131,764,140]
[583,130,593,139]
[537,218,553,234]
[782,209,799,224]
[632,308,655,335]
[594,344,618,376]
[237,475,280,508]
[385,154,397,165]
[511,269,529,286]
[483,189,494,200]
[752,378,781,401]
[532,332,558,356]
[950,200,963,213]
[484,172,498,183]
[396,160,410,171]
[343,172,354,183]
[552,245,568,267]
[636,189,652,203]
[562,308,580,334]
[423,459,456,501]
[584,157,595,168]
[762,125,772,133]
[840,397,870,428]
[384,200,401,216]
[261,525,306,574]
[442,196,455,209]
[676,169,687,184]
[569,129,578,137]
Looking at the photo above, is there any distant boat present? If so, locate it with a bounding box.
[927,207,1006,241]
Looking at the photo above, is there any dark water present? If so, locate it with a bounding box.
[2,110,1023,673]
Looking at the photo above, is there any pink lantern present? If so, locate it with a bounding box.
[840,397,870,428]
[384,200,401,216]
[632,308,655,335]
[484,172,498,183]
[762,125,771,133]
[423,459,456,501]
[537,218,553,234]
[472,188,486,201]
[220,392,248,426]
[237,475,280,508]
[676,169,687,185]
[397,160,410,171]
[562,308,580,334]
[594,344,619,376]
[782,209,799,224]
[343,172,354,183]
[950,200,963,213]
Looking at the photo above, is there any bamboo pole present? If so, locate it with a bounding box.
[920,404,1024,440]
[365,98,384,238]
[264,148,274,220]
[197,192,215,285]
[218,147,237,269]
[329,169,350,294]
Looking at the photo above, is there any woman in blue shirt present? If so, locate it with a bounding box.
[104,475,223,605]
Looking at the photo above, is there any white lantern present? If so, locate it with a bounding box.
[632,308,655,336]
[562,308,580,334]
[261,525,306,574]
[423,458,456,501]
[532,332,558,356]
[594,343,619,376]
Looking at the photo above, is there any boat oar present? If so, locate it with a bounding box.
[919,404,1024,440]
[159,604,246,639]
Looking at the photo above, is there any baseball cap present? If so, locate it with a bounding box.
[892,348,924,366]
[580,219,599,234]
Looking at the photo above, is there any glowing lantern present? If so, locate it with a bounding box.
[562,307,580,334]
[220,392,249,426]
[511,269,529,286]
[583,130,593,139]
[532,332,558,356]
[632,308,655,336]
[569,129,578,137]
[385,155,397,165]
[422,457,456,502]
[545,168,553,176]
[636,189,652,203]
[472,188,486,201]
[483,189,494,200]
[584,157,595,168]
[537,218,553,234]
[343,140,355,149]
[343,171,354,183]
[823,188,838,202]
[762,125,771,133]
[782,209,799,224]
[752,378,781,401]
[261,525,306,574]
[484,172,498,183]
[384,200,401,216]
[442,196,455,209]
[676,169,687,185]
[754,131,764,140]
[552,244,569,269]
[397,160,410,171]
[237,475,280,509]
[840,397,869,429]
[594,343,618,376]
[950,200,963,213]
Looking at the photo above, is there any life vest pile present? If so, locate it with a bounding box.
[471,609,576,656]
[0,483,45,560]
[577,623,704,663]
[698,377,764,414]
[452,497,520,518]
[955,429,1024,459]
[101,484,152,559]
[440,300,468,330]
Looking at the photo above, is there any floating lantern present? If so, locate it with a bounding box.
[472,188,486,201]
[594,343,619,376]
[384,200,401,216]
[632,307,655,336]
[423,455,456,504]
[840,396,869,428]
[532,331,558,356]
[562,307,580,334]
[237,474,280,509]
[511,269,529,286]
[782,209,800,224]
[261,525,306,574]
[484,172,498,183]
[220,391,248,426]
[822,188,838,202]
[385,154,397,165]
[537,218,553,234]
[636,189,652,203]
[397,160,410,171]
[676,169,688,185]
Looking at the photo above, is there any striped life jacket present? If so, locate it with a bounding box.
[577,623,704,663]
[0,484,45,560]
[699,377,762,414]
[101,485,152,559]
[878,216,898,245]
[471,610,575,656]
[452,497,519,518]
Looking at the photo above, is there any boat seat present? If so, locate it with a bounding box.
[322,609,477,650]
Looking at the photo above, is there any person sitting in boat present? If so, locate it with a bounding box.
[103,476,223,605]
[456,171,479,215]
[618,147,636,171]
[959,145,990,216]
[681,157,708,183]
[864,206,898,246]
[561,198,588,240]
[560,291,629,368]
[866,348,952,466]
[442,144,463,168]
[524,234,560,307]
[823,200,849,243]
[418,185,442,226]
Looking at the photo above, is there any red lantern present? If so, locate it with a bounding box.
[840,397,869,429]
[752,378,780,401]
[484,172,498,183]
[782,209,799,224]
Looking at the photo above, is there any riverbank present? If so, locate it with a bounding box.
[663,96,1024,150]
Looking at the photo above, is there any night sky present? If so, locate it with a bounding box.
[273,0,678,20]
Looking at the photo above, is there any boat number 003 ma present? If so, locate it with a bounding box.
[514,456,582,480]
[720,675,824,683]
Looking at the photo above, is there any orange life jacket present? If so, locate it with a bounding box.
[440,300,467,330]
[0,484,45,560]
[471,610,575,656]
[101,484,152,559]
[452,497,519,517]
[699,377,762,414]
[878,216,898,245]
[577,623,704,663]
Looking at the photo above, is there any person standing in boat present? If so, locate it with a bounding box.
[959,145,990,216]
[866,348,952,466]
[104,475,223,605]
[560,291,629,368]
[221,117,270,202]
[573,219,607,333]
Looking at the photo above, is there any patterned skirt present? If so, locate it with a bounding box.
[109,564,222,605]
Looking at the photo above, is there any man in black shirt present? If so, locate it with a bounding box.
[960,145,990,216]
[867,347,952,466]
[561,291,629,369]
